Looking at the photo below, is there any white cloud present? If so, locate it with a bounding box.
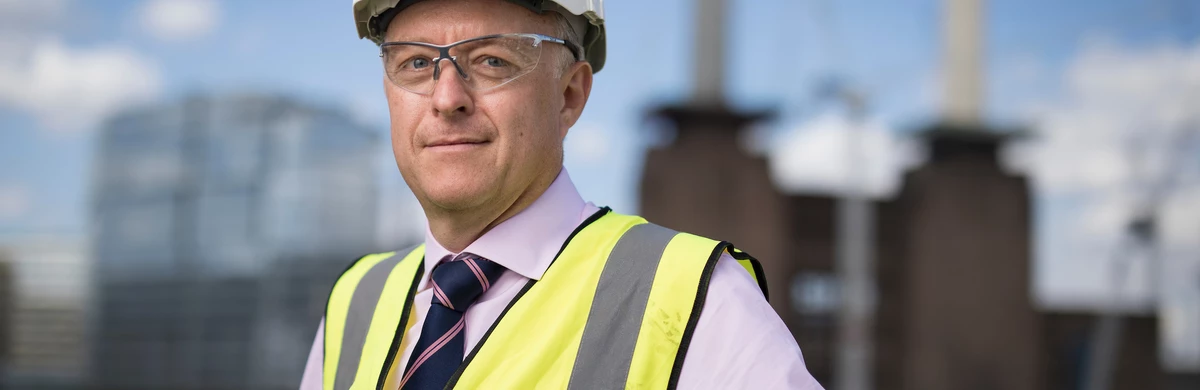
[0,38,162,133]
[1018,39,1200,196]
[0,1,164,134]
[767,113,917,198]
[565,122,611,165]
[138,0,219,42]
[0,185,31,221]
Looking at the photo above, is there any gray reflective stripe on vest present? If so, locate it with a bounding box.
[334,249,411,390]
[568,223,679,390]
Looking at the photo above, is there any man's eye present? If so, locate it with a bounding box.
[406,57,432,69]
[482,57,508,67]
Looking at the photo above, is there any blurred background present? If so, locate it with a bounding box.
[1,0,1198,389]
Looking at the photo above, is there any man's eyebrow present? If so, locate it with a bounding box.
[387,35,433,43]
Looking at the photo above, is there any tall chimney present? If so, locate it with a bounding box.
[943,0,984,126]
[693,0,726,105]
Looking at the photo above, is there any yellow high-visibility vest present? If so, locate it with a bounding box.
[322,209,768,390]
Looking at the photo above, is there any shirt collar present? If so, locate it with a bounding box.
[421,168,587,282]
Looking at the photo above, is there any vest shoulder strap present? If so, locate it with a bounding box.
[568,222,678,389]
[622,228,732,390]
[323,245,425,390]
[566,220,769,389]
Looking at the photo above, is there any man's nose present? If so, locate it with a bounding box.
[431,58,474,118]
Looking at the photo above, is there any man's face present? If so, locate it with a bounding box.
[383,0,590,217]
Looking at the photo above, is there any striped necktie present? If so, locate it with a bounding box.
[399,252,506,390]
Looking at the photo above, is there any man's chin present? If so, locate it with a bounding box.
[422,183,494,212]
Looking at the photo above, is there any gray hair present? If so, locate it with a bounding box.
[550,12,585,77]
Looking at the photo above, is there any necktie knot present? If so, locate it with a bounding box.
[429,252,505,313]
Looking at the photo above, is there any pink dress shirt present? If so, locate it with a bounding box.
[299,169,824,389]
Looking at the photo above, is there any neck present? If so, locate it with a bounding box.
[425,168,560,253]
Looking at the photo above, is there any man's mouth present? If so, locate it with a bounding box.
[426,138,491,149]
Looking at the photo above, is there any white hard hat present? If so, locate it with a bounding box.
[352,0,607,72]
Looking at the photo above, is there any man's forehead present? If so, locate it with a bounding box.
[383,0,551,42]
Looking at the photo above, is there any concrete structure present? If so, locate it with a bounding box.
[90,94,387,390]
[877,128,1040,390]
[942,0,985,126]
[0,236,91,389]
[640,106,788,316]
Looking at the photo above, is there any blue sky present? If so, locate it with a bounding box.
[2,0,1199,317]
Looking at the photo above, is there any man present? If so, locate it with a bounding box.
[300,0,823,388]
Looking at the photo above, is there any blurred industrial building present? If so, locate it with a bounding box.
[641,0,1200,389]
[0,236,90,389]
[85,94,385,390]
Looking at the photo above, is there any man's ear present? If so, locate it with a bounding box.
[558,61,593,138]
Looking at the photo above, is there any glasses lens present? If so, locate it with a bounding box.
[381,35,546,95]
[451,35,543,91]
[382,44,440,94]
